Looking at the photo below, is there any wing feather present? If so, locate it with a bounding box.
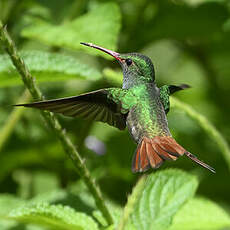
[16,89,127,130]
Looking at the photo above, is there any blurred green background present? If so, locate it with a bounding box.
[0,0,230,229]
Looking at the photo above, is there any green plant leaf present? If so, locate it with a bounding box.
[21,3,121,58]
[0,195,45,230]
[8,203,99,230]
[0,220,21,230]
[30,188,96,217]
[130,169,198,230]
[0,195,25,216]
[0,220,45,230]
[169,197,230,230]
[0,51,102,87]
[117,175,147,230]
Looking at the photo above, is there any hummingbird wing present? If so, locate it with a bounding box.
[160,84,190,114]
[168,84,190,94]
[15,88,128,130]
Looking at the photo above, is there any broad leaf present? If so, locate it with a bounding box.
[21,3,121,58]
[130,169,198,230]
[0,220,44,230]
[169,197,230,230]
[9,203,99,230]
[0,51,101,87]
[0,195,25,216]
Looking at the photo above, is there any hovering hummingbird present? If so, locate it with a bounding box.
[16,43,215,173]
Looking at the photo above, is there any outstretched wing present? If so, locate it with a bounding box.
[168,84,190,94]
[15,88,128,130]
[160,84,190,114]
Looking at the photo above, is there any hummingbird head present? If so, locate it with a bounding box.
[81,43,155,89]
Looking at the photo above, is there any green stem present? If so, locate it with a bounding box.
[117,175,147,230]
[0,22,113,226]
[0,90,30,152]
[171,97,230,171]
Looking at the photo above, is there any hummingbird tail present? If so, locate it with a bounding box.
[132,136,183,173]
[132,136,215,173]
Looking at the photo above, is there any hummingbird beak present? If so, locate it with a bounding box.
[80,42,121,62]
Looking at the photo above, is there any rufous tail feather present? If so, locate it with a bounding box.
[132,136,215,173]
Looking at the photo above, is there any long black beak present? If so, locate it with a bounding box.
[80,42,121,61]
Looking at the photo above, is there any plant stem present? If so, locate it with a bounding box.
[171,97,230,171]
[0,90,30,152]
[117,175,147,230]
[0,22,113,226]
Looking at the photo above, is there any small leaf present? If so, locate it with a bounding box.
[0,51,102,88]
[21,3,121,58]
[131,169,198,230]
[9,203,99,230]
[169,197,230,230]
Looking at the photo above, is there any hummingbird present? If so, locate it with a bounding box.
[15,42,215,173]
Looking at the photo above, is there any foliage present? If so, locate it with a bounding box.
[0,51,102,87]
[21,2,121,58]
[130,170,198,230]
[9,203,99,230]
[0,0,230,230]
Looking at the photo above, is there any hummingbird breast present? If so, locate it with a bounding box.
[126,84,171,143]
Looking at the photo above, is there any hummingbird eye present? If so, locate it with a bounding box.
[125,58,132,66]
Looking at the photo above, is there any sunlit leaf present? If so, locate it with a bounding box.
[130,169,198,230]
[0,195,25,216]
[0,51,102,87]
[9,203,99,230]
[21,3,121,58]
[169,197,230,230]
